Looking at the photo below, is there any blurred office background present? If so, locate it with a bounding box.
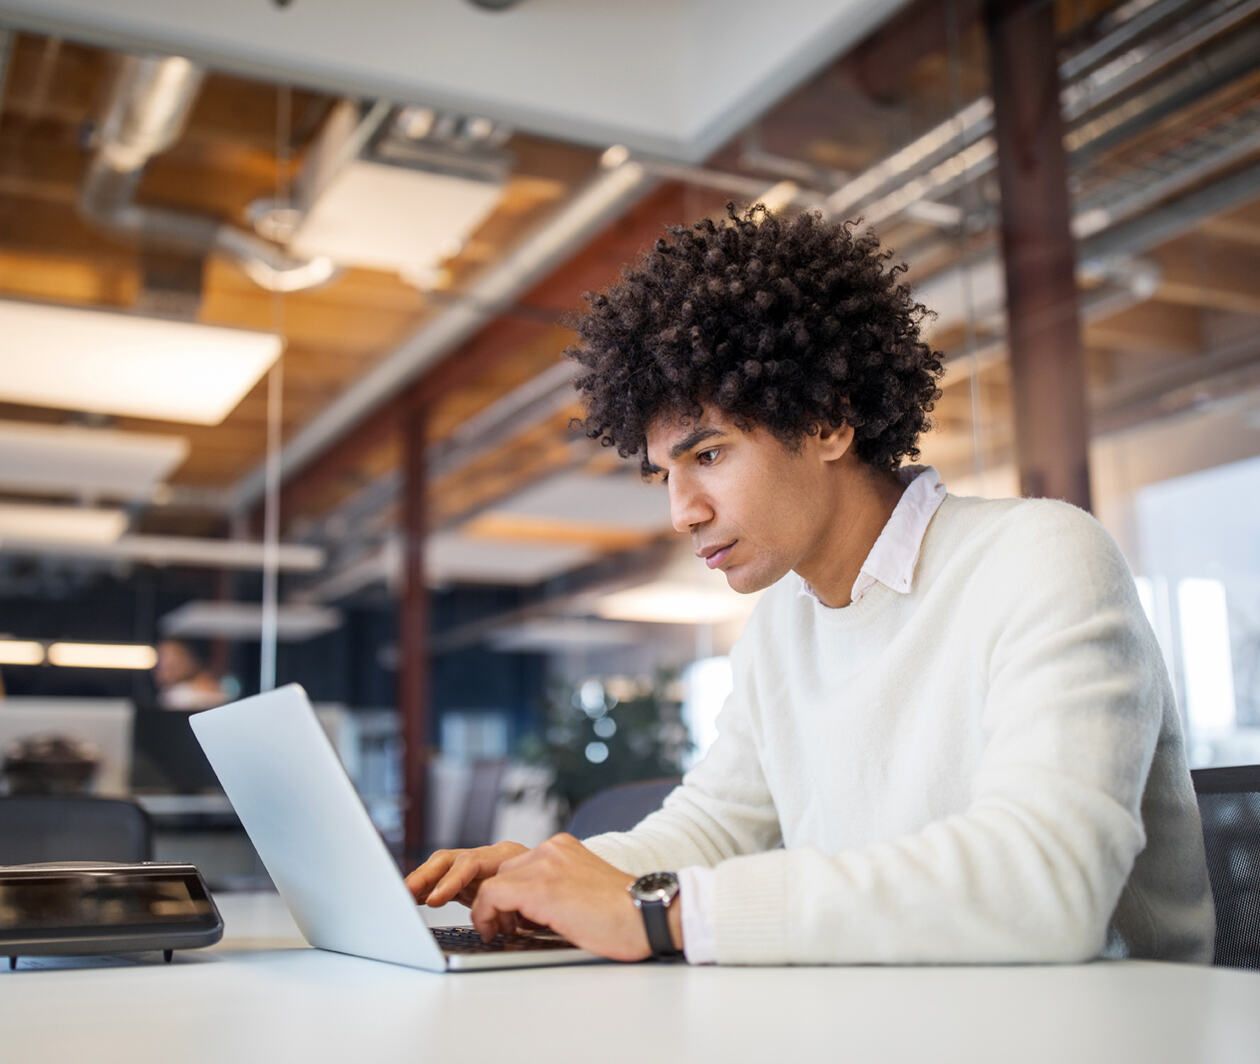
[0,0,1257,880]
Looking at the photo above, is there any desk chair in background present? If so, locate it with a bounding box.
[0,795,153,865]
[453,759,507,849]
[1192,765,1260,970]
[566,777,680,838]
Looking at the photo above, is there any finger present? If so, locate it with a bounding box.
[430,841,531,904]
[452,883,483,909]
[404,850,457,899]
[428,860,482,906]
[471,894,506,943]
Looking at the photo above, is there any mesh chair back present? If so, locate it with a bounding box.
[454,759,507,849]
[1192,765,1260,970]
[0,795,153,865]
[566,777,681,839]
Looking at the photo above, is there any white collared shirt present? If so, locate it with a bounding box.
[680,465,947,963]
[798,465,946,606]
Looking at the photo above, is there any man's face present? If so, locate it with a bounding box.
[644,408,850,595]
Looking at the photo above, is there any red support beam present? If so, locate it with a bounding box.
[398,401,431,866]
[985,0,1092,508]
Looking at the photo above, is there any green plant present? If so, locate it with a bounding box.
[521,671,691,816]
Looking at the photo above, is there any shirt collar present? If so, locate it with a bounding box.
[799,466,946,605]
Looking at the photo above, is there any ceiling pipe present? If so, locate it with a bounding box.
[79,54,336,293]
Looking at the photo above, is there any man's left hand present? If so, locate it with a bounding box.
[469,833,654,962]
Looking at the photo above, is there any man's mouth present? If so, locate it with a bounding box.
[698,542,735,569]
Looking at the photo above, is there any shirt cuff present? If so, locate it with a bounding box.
[677,865,718,964]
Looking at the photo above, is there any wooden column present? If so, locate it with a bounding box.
[985,0,1091,509]
[398,402,431,866]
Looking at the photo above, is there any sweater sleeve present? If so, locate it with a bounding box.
[703,504,1172,965]
[583,636,784,877]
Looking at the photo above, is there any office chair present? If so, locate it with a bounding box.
[1191,765,1260,970]
[453,759,507,849]
[0,795,153,865]
[566,777,681,839]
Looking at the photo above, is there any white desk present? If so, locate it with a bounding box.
[4,892,1259,1064]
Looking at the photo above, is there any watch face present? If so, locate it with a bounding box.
[631,871,679,904]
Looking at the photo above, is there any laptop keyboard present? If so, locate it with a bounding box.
[431,925,579,954]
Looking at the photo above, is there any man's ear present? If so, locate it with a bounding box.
[814,422,855,462]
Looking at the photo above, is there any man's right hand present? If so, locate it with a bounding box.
[404,841,530,908]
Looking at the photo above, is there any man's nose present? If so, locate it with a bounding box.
[669,477,711,533]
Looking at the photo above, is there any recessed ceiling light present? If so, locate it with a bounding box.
[0,300,282,425]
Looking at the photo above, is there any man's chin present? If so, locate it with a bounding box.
[723,565,780,596]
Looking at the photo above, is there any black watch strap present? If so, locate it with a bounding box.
[639,898,677,957]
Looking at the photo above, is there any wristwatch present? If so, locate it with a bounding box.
[627,871,682,958]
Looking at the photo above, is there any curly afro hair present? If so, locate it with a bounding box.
[567,204,943,474]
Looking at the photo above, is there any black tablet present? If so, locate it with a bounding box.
[0,861,223,968]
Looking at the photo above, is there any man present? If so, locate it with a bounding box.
[407,206,1214,965]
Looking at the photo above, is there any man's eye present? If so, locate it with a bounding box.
[697,448,719,464]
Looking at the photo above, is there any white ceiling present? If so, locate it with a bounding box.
[0,0,912,162]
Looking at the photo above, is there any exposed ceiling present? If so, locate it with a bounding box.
[1,0,1259,650]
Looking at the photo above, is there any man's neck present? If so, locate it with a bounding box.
[798,464,907,609]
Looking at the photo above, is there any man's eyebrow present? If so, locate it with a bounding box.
[668,426,723,460]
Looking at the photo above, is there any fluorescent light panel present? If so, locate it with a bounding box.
[160,601,342,641]
[0,502,127,544]
[490,618,639,652]
[0,420,188,500]
[0,534,324,571]
[47,642,157,670]
[426,532,595,586]
[292,160,503,277]
[596,580,759,625]
[0,639,44,666]
[494,470,670,530]
[0,300,282,425]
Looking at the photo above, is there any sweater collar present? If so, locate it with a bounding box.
[799,465,946,606]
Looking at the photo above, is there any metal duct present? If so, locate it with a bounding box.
[79,55,336,293]
[824,0,1260,227]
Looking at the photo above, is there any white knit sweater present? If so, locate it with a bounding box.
[586,494,1215,965]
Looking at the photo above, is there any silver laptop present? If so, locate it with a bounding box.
[190,684,604,972]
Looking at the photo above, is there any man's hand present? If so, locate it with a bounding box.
[470,833,667,962]
[405,840,529,908]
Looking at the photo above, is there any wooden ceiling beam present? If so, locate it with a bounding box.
[1151,235,1260,316]
[1199,202,1260,246]
[1083,299,1203,357]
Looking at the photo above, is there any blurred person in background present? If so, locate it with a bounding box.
[154,638,225,711]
